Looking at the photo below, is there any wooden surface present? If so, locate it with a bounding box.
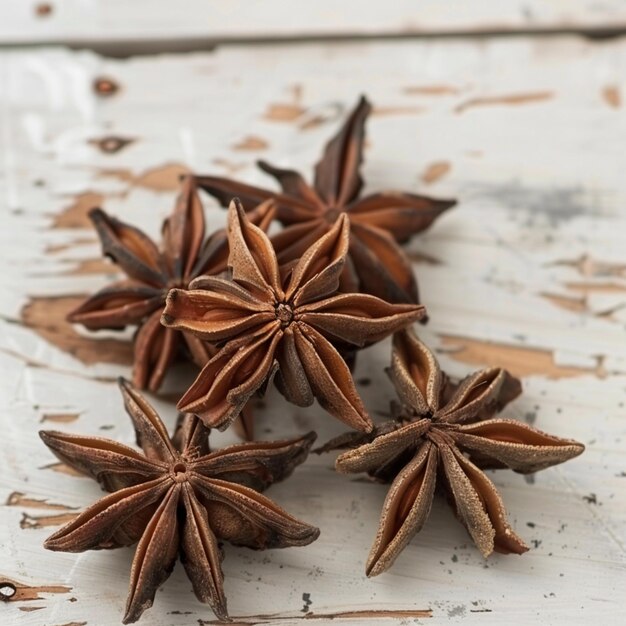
[1,1,626,48]
[1,27,626,626]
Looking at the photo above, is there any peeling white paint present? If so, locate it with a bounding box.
[1,38,625,626]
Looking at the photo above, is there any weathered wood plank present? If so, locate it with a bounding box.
[1,37,625,625]
[1,1,626,48]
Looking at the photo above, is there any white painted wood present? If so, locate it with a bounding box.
[1,37,625,625]
[0,1,625,47]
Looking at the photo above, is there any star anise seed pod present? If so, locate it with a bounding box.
[326,330,584,576]
[195,96,456,304]
[161,199,426,434]
[67,176,275,392]
[40,379,319,623]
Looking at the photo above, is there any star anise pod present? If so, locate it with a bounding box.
[40,379,319,623]
[67,176,274,392]
[195,96,456,304]
[323,330,584,576]
[161,199,426,434]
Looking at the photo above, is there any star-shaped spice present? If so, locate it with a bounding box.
[67,176,274,392]
[322,330,584,576]
[195,96,456,304]
[161,199,426,434]
[40,379,319,623]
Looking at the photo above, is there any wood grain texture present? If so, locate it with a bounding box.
[1,1,626,48]
[1,36,625,625]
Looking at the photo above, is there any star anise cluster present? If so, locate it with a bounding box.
[161,200,425,434]
[319,330,585,575]
[41,379,318,623]
[67,176,274,393]
[196,96,456,304]
[43,94,585,624]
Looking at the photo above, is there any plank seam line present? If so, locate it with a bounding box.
[1,26,626,58]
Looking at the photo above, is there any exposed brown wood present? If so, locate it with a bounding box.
[40,462,84,477]
[21,296,133,366]
[564,281,626,294]
[439,335,600,378]
[547,254,626,278]
[45,238,96,254]
[0,576,71,602]
[455,91,554,113]
[404,85,461,96]
[6,492,77,511]
[541,292,587,313]
[40,413,81,424]
[62,258,116,276]
[211,158,248,175]
[602,85,621,108]
[52,193,104,230]
[20,512,79,529]
[263,103,305,122]
[96,162,191,193]
[233,135,269,151]
[421,161,452,184]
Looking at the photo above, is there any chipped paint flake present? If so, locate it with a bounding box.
[421,161,451,184]
[602,85,621,109]
[232,135,269,151]
[455,91,553,113]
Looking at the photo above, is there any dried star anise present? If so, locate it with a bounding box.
[67,176,274,392]
[322,330,584,576]
[195,96,456,304]
[40,379,319,623]
[161,199,426,434]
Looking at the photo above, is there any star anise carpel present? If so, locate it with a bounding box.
[40,378,319,623]
[323,330,584,576]
[195,96,456,304]
[66,176,275,392]
[161,199,426,435]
